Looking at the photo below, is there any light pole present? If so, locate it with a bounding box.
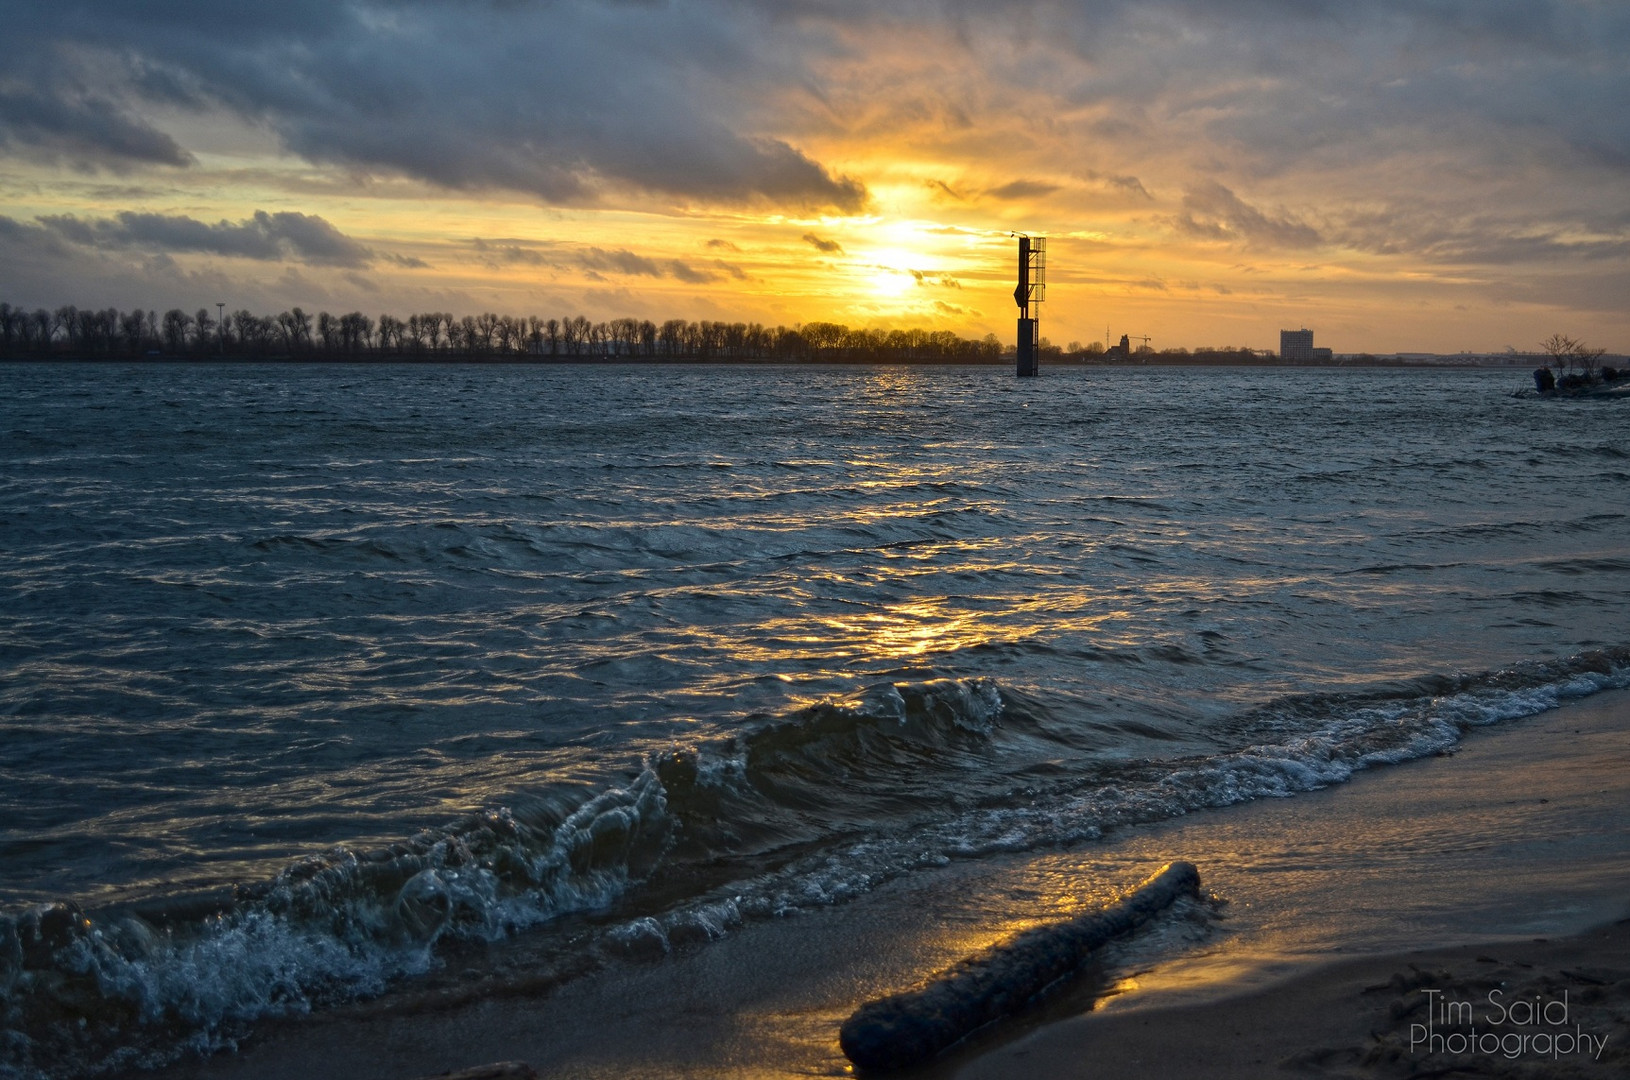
[216,302,225,355]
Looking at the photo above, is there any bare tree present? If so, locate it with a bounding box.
[289,307,312,352]
[1577,342,1606,379]
[1540,333,1579,377]
[28,309,51,354]
[120,309,148,355]
[1540,333,1607,382]
[2,295,1016,366]
[191,309,215,354]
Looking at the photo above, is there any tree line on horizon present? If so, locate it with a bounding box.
[0,302,1013,364]
[19,299,1547,366]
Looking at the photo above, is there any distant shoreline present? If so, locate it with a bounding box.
[0,355,1578,370]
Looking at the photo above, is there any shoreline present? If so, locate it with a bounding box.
[956,921,1630,1079]
[133,687,1630,1080]
[0,356,1564,370]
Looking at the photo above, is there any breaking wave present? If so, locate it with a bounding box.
[3,649,1628,1078]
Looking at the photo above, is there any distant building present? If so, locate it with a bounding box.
[1280,328,1332,362]
[1280,329,1313,361]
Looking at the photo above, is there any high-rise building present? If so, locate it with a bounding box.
[1281,328,1315,362]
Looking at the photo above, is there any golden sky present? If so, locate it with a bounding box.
[2,1,1627,354]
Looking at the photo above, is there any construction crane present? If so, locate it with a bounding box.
[1106,331,1155,361]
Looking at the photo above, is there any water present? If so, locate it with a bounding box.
[1,362,1627,1076]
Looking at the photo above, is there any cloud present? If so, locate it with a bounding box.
[1174,182,1322,250]
[0,83,193,168]
[472,238,552,266]
[1326,200,1630,265]
[986,179,1059,201]
[1085,171,1151,200]
[705,239,741,251]
[37,210,377,267]
[803,233,844,254]
[579,246,720,282]
[469,238,728,282]
[666,260,718,284]
[4,0,1629,350]
[0,213,381,313]
[2,1,869,211]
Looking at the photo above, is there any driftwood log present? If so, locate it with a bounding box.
[839,860,1201,1071]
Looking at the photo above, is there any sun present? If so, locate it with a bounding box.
[863,247,926,301]
[867,266,914,299]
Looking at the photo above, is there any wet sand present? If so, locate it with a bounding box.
[957,921,1630,1079]
[138,688,1630,1080]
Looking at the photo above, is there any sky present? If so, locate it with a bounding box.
[1,0,1626,354]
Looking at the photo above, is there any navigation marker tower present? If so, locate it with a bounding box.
[1014,235,1046,377]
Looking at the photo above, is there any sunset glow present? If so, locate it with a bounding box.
[3,2,1627,353]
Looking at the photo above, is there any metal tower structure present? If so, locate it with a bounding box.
[1014,235,1045,377]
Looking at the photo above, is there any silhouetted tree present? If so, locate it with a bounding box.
[1541,333,1580,377]
[119,309,145,355]
[377,314,403,353]
[1541,333,1605,379]
[191,309,215,355]
[3,296,1017,365]
[26,309,51,354]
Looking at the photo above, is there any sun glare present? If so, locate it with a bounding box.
[868,266,914,299]
[861,245,932,301]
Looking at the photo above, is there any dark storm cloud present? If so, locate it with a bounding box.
[6,1,1629,236]
[35,210,377,267]
[3,1,867,211]
[0,84,192,167]
[0,214,67,255]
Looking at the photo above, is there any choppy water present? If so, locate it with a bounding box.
[2,362,1627,1076]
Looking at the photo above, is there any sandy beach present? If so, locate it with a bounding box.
[956,921,1630,1079]
[126,686,1630,1080]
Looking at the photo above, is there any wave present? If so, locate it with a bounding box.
[2,649,1628,1078]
